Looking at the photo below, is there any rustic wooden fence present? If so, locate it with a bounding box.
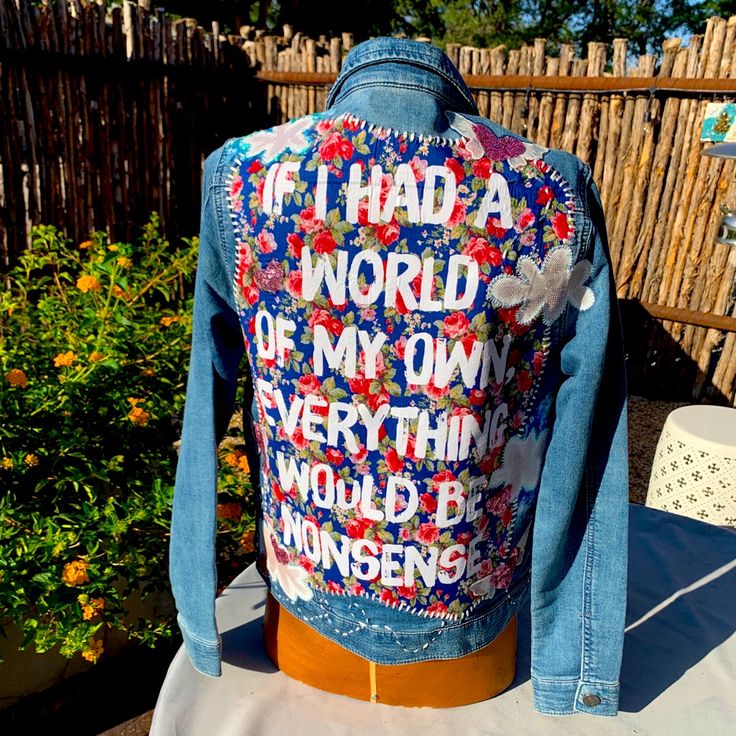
[0,0,265,267]
[2,0,736,403]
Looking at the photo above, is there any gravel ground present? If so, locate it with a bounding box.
[627,394,693,505]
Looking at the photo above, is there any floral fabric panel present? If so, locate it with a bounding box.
[226,110,592,620]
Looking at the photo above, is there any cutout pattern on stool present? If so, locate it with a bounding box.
[647,427,736,526]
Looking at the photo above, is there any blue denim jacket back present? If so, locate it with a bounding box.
[168,36,629,718]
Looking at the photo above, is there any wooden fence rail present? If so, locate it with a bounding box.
[1,0,735,403]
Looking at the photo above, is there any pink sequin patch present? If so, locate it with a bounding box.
[254,259,284,292]
[473,122,526,161]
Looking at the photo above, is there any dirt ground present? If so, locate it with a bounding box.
[627,394,693,505]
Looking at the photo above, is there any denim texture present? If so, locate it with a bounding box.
[168,36,629,718]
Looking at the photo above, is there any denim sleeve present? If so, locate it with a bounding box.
[529,162,630,716]
[168,144,245,678]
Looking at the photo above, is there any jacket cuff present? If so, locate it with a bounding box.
[177,614,223,678]
[531,675,620,716]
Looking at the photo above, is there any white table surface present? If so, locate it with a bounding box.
[151,503,736,736]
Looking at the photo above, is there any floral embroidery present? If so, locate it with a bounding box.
[488,245,595,326]
[447,111,550,170]
[225,110,578,620]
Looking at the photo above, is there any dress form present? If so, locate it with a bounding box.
[258,553,518,707]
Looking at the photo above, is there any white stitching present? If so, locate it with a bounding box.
[330,110,468,146]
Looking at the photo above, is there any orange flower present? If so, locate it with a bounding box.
[5,368,28,387]
[79,596,105,620]
[216,503,242,521]
[24,453,39,467]
[62,560,90,586]
[116,256,132,269]
[128,406,150,426]
[224,449,250,473]
[54,351,77,367]
[81,637,104,663]
[240,528,256,553]
[89,351,104,362]
[160,316,179,327]
[223,451,242,467]
[76,275,101,293]
[78,240,93,250]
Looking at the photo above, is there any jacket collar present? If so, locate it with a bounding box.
[325,36,479,118]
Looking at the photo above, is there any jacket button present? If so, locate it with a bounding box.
[582,693,601,706]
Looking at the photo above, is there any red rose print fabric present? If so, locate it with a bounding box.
[226,110,589,620]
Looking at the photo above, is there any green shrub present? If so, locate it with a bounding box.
[0,215,256,666]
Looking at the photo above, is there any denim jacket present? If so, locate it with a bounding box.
[168,36,629,717]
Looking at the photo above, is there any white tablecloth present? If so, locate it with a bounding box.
[151,503,736,735]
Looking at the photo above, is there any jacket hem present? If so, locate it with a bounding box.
[268,574,531,665]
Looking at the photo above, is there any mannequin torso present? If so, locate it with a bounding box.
[260,555,517,707]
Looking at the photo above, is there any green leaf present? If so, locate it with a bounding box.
[31,571,57,587]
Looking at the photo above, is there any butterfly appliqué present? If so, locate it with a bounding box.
[447,111,549,170]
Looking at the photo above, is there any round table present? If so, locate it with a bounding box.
[151,503,736,735]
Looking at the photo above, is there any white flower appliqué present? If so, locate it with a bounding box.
[263,517,313,603]
[469,573,497,599]
[467,431,545,598]
[243,117,314,162]
[489,427,548,503]
[488,244,595,326]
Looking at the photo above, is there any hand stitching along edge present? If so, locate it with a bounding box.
[223,110,587,624]
[447,110,595,328]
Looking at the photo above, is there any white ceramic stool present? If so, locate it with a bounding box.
[646,405,736,527]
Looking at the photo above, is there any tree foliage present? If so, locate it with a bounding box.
[81,1,736,57]
[135,0,736,57]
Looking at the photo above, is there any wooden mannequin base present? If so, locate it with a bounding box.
[262,588,517,707]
